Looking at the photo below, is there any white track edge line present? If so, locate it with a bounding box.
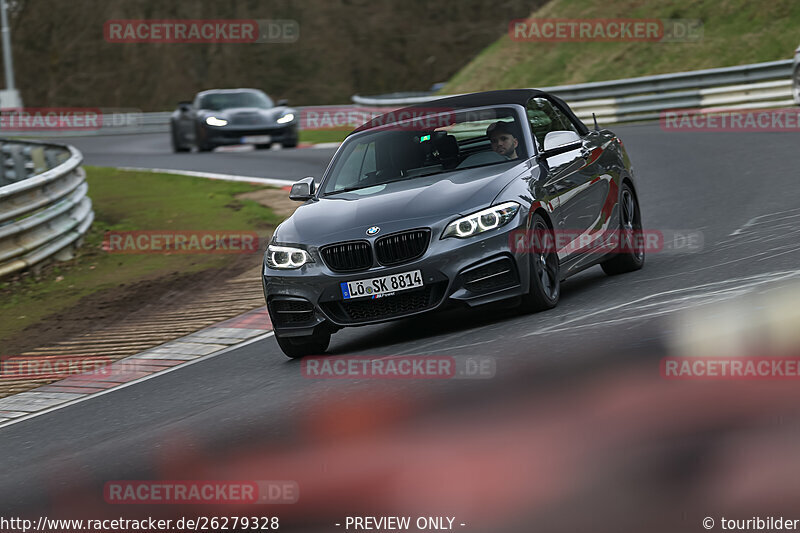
[0,331,275,431]
[114,167,295,187]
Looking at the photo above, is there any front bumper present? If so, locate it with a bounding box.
[200,123,298,146]
[262,222,531,336]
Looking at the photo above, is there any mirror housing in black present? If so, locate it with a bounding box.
[289,177,316,201]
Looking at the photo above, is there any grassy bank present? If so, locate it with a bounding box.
[444,0,800,93]
[0,167,280,343]
[299,128,350,144]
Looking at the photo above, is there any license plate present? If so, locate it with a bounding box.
[241,135,271,144]
[341,270,423,300]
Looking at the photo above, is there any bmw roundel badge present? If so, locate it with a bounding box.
[366,226,380,236]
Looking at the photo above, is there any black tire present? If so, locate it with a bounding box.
[282,139,298,149]
[255,143,272,150]
[275,330,331,358]
[601,182,645,276]
[170,126,189,153]
[195,126,214,152]
[519,213,560,313]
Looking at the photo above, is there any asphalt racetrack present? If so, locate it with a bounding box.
[3,124,800,526]
[64,133,338,180]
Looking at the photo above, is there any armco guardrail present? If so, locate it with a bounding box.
[3,59,795,138]
[352,59,796,124]
[14,111,175,137]
[0,139,94,278]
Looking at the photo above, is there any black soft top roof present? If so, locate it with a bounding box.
[406,89,548,109]
[197,88,262,96]
[352,89,586,135]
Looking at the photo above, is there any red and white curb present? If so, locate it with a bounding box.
[0,307,274,428]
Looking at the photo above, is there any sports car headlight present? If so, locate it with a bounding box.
[266,244,312,269]
[276,113,295,124]
[442,202,520,239]
[205,116,228,126]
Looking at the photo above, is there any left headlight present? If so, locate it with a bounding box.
[442,201,520,239]
[277,112,295,124]
[266,244,313,270]
[205,116,228,126]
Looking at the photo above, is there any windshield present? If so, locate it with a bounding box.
[198,90,274,111]
[320,106,527,195]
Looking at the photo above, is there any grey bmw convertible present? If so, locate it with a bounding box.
[170,88,298,152]
[263,89,644,357]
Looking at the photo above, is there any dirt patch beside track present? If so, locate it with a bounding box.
[0,175,304,398]
[0,254,267,398]
[235,187,300,219]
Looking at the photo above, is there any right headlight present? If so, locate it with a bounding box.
[276,112,295,124]
[265,244,313,270]
[442,201,520,239]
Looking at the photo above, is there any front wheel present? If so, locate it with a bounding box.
[275,329,331,358]
[601,182,645,275]
[519,213,560,313]
[195,126,215,152]
[170,126,189,153]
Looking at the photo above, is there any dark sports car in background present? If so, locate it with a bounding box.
[263,89,644,358]
[170,88,298,152]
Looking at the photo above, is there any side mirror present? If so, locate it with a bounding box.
[276,99,289,107]
[177,101,193,113]
[539,130,583,161]
[289,177,315,201]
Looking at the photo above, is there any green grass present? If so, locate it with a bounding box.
[444,0,800,93]
[0,166,281,342]
[299,128,349,144]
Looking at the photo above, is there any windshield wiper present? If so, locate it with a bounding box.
[324,185,378,196]
[324,170,452,196]
[381,169,455,184]
[404,171,452,179]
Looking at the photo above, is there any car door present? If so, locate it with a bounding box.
[527,97,612,265]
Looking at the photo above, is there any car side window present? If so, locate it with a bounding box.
[526,97,579,149]
[331,141,376,191]
[360,141,377,177]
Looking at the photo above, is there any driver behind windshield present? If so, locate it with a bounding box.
[486,121,519,160]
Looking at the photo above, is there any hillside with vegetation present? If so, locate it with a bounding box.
[2,0,541,108]
[443,0,800,93]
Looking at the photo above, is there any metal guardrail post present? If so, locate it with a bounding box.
[0,142,29,184]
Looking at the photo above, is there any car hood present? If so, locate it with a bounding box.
[276,162,528,244]
[199,106,294,124]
